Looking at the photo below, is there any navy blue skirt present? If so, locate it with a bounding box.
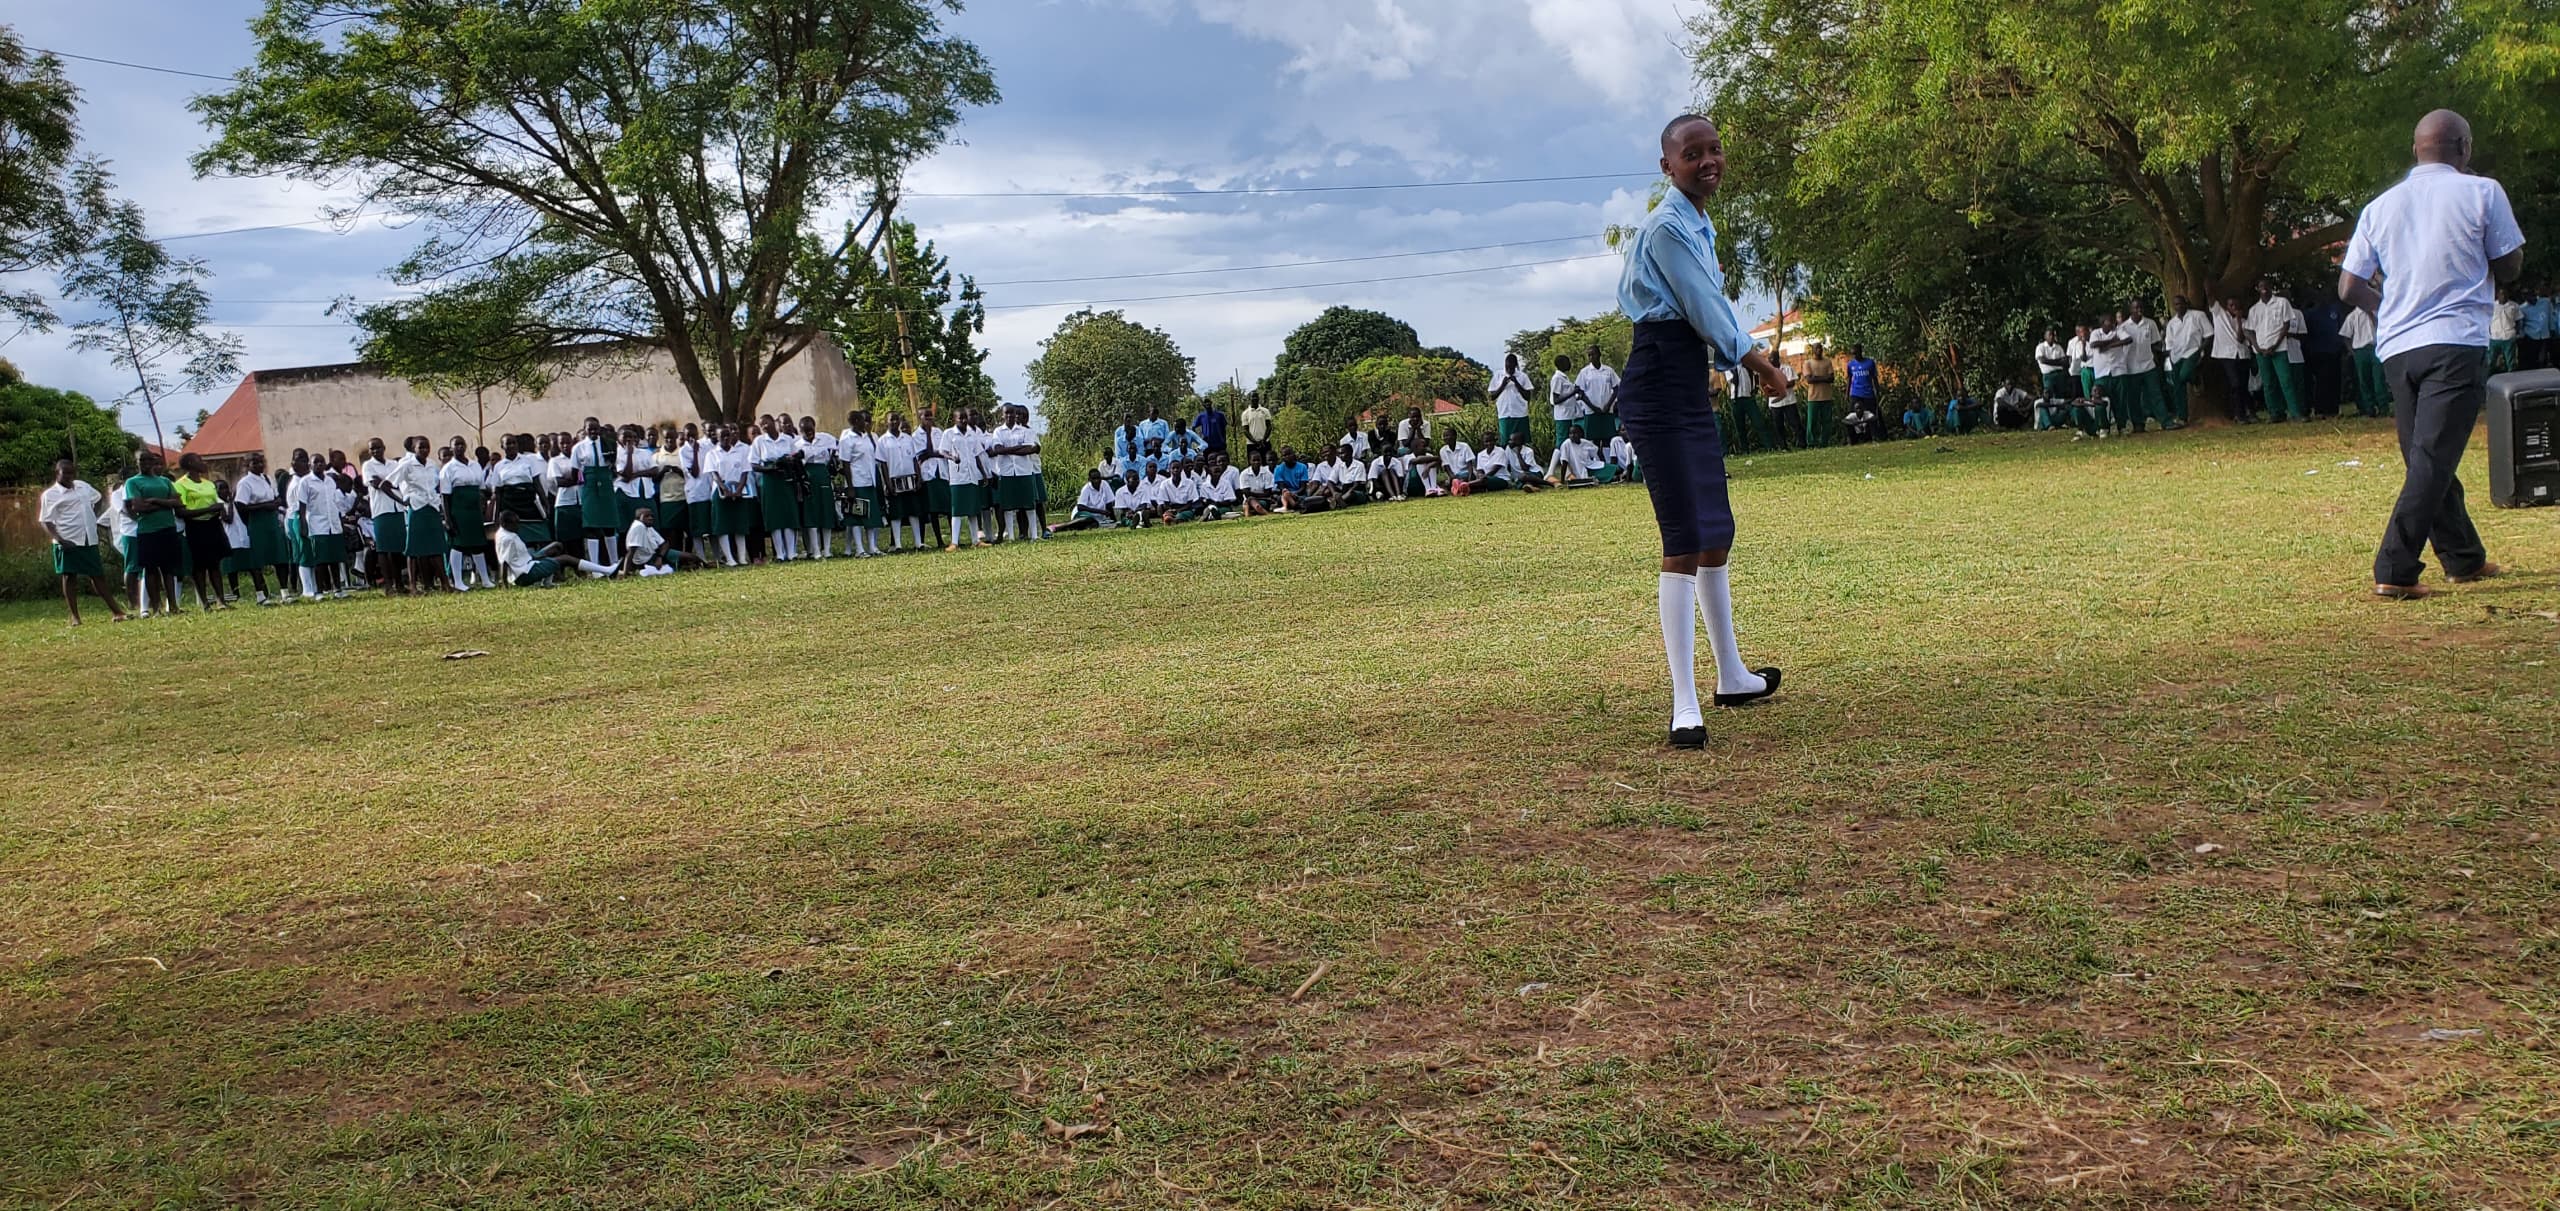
[1620,321,1736,556]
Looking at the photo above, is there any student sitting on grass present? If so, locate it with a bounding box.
[1370,447,1406,502]
[1328,446,1371,506]
[1203,455,1244,519]
[1992,383,2034,430]
[1841,398,1883,444]
[1108,474,1149,528]
[618,507,699,576]
[1548,424,1604,487]
[2070,394,2112,441]
[1237,453,1280,515]
[493,511,568,587]
[1056,469,1117,532]
[1437,433,1476,494]
[1507,439,1552,491]
[1900,401,1933,439]
[1273,448,1311,512]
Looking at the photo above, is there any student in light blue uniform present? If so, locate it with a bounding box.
[1617,114,1787,750]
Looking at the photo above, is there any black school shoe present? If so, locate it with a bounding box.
[1714,667,1783,708]
[1668,725,1708,750]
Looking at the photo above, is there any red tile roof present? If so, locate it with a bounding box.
[187,375,263,455]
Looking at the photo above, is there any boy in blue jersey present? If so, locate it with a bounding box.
[1618,114,1788,750]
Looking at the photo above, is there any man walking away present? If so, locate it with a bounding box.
[2338,109,2523,601]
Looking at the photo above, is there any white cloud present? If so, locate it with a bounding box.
[1141,0,1692,108]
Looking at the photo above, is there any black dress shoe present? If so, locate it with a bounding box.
[1668,725,1707,750]
[1714,667,1783,708]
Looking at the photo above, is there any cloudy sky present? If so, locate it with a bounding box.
[6,0,1723,437]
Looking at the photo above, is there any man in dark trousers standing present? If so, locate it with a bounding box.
[2338,109,2524,601]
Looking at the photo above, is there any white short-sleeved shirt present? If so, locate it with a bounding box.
[386,454,441,510]
[1490,368,1535,419]
[494,526,536,577]
[547,454,579,507]
[2066,336,2090,375]
[712,444,756,496]
[1111,484,1144,512]
[293,471,345,536]
[2247,298,2297,352]
[1608,435,1637,467]
[2492,299,2522,340]
[988,424,1036,478]
[2034,341,2069,373]
[1551,438,1602,478]
[1577,363,1621,414]
[438,459,485,493]
[616,444,656,500]
[1074,483,1114,513]
[625,521,663,562]
[1476,448,1513,480]
[878,432,920,481]
[360,456,401,515]
[1208,466,1241,503]
[2126,317,2162,373]
[2086,326,2124,378]
[2342,307,2376,350]
[2210,309,2246,359]
[1439,443,1473,476]
[2340,163,2527,361]
[40,480,103,547]
[1549,370,1584,422]
[2165,310,2211,362]
[943,428,990,485]
[838,431,879,487]
[1238,467,1276,493]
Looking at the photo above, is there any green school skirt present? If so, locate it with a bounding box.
[445,486,488,551]
[242,511,291,566]
[491,484,545,542]
[994,474,1041,510]
[802,464,840,529]
[653,495,687,539]
[551,503,582,544]
[1498,417,1530,446]
[926,478,954,517]
[1583,412,1619,446]
[405,507,451,558]
[715,496,756,538]
[947,481,986,518]
[757,472,797,531]
[688,500,715,536]
[286,517,308,564]
[849,483,884,527]
[303,532,347,565]
[579,475,619,534]
[373,511,408,557]
[53,542,103,577]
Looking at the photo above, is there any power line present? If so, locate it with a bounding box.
[29,47,234,82]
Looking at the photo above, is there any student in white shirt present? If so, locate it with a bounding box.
[1605,433,1641,483]
[613,506,695,576]
[491,510,573,587]
[1110,473,1149,528]
[836,410,886,557]
[916,419,952,547]
[545,434,584,553]
[2033,328,2072,408]
[986,403,1045,542]
[748,415,802,561]
[1547,424,1603,487]
[436,441,496,590]
[39,459,127,624]
[877,413,926,552]
[940,408,993,549]
[1507,439,1551,491]
[569,418,622,564]
[2341,304,2387,418]
[1490,353,1536,447]
[1576,348,1623,448]
[1203,454,1244,518]
[1057,469,1118,531]
[1548,354,1590,449]
[386,436,451,593]
[358,437,410,594]
[2209,296,2259,421]
[286,449,349,599]
[2066,324,2095,402]
[2086,311,2131,435]
[1436,435,1475,493]
[228,450,297,603]
[2247,281,2306,420]
[710,424,758,567]
[2120,298,2171,432]
[1236,453,1281,516]
[2490,288,2522,373]
[780,415,830,558]
[2162,296,2212,427]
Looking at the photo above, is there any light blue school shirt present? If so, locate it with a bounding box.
[2524,297,2555,340]
[1616,193,1756,367]
[2339,163,2526,361]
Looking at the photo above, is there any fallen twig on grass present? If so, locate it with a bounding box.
[1393,1114,1583,1183]
[1290,960,1331,1001]
[97,956,167,971]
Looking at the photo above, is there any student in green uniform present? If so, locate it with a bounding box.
[123,451,186,615]
[796,415,840,559]
[573,417,622,566]
[40,459,128,624]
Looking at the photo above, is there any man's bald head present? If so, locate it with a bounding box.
[2414,109,2472,168]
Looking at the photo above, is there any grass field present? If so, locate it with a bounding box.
[3,420,2556,1209]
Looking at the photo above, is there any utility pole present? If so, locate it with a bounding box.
[879,183,927,424]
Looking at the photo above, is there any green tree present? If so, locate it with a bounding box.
[0,28,83,334]
[1514,313,1633,379]
[0,372,137,485]
[1277,306,1421,372]
[1022,309,1195,454]
[832,220,993,418]
[60,165,242,453]
[194,0,998,426]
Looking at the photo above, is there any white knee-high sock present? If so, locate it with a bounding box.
[576,558,616,578]
[473,553,494,586]
[447,551,466,584]
[1696,565,1767,695]
[299,566,318,597]
[585,537,601,563]
[1660,572,1702,728]
[604,536,621,564]
[806,527,824,558]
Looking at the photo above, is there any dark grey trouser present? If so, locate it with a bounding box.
[2374,344,2491,587]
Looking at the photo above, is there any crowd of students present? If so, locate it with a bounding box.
[33,385,1651,624]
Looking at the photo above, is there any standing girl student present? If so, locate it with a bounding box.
[796,415,839,559]
[1618,114,1785,749]
[1491,354,1536,447]
[988,404,1044,542]
[389,436,451,593]
[103,471,146,614]
[41,458,128,624]
[173,452,234,610]
[545,433,583,555]
[491,434,552,545]
[572,418,622,565]
[878,413,925,552]
[752,415,803,561]
[679,423,718,564]
[614,424,657,557]
[289,449,351,599]
[711,423,757,566]
[838,410,886,558]
[440,441,496,590]
[359,437,406,594]
[651,426,693,564]
[942,407,993,549]
[123,452,186,615]
[230,451,295,603]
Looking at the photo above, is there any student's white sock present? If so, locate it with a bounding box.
[447,551,467,585]
[576,558,615,578]
[806,527,825,558]
[299,567,317,598]
[473,554,495,586]
[1660,572,1703,728]
[583,538,600,564]
[604,536,621,564]
[1001,513,1017,541]
[1696,565,1767,695]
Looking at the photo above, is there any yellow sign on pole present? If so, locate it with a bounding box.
[900,367,920,386]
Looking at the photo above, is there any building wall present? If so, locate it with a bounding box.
[254,343,864,461]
